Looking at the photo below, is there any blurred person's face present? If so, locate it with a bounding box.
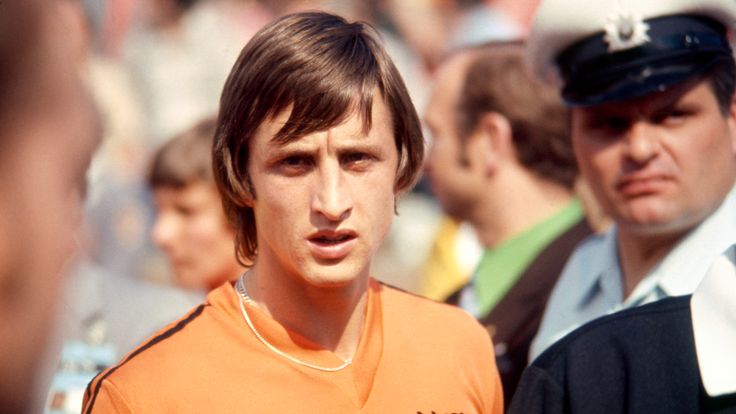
[571,79,736,238]
[0,10,100,411]
[245,95,399,289]
[140,0,185,28]
[424,54,485,221]
[152,181,242,290]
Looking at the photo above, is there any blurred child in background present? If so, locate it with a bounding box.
[149,116,246,291]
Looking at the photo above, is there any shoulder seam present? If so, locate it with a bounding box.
[376,280,436,302]
[83,303,208,413]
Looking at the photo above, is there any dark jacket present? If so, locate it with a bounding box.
[447,219,592,406]
[510,296,736,414]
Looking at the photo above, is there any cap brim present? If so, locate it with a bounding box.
[562,52,729,106]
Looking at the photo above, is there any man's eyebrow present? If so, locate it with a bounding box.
[265,135,308,149]
[335,142,385,153]
[656,89,686,107]
[643,93,690,116]
[265,147,315,159]
[649,78,701,108]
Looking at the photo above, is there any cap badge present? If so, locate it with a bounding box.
[604,10,650,52]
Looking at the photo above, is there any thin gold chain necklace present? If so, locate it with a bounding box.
[234,274,353,372]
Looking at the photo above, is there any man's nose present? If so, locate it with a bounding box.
[623,121,660,165]
[311,164,353,222]
[151,212,177,249]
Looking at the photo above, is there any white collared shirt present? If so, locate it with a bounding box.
[530,185,736,361]
[691,244,736,397]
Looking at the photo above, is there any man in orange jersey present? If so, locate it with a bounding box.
[83,11,503,413]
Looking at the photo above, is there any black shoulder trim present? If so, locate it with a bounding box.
[83,303,208,413]
[375,279,443,303]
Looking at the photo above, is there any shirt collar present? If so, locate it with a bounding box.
[691,244,736,396]
[222,277,384,404]
[584,185,736,308]
[653,186,736,298]
[576,228,622,308]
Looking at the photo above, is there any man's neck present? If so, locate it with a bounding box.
[244,263,369,362]
[616,228,688,298]
[472,170,574,248]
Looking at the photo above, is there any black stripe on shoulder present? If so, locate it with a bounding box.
[84,303,208,414]
[375,280,435,301]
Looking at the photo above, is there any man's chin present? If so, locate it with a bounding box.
[617,212,698,238]
[299,264,369,290]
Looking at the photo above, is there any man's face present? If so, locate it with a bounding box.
[0,26,99,411]
[424,54,485,221]
[246,96,399,288]
[152,181,241,290]
[571,79,736,236]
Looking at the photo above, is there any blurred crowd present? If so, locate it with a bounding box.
[4,0,734,412]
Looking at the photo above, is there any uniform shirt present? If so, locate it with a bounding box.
[509,295,736,414]
[530,185,736,360]
[509,245,736,414]
[82,279,504,413]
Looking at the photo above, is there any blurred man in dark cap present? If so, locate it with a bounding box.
[509,0,736,412]
[528,0,736,360]
[0,0,100,412]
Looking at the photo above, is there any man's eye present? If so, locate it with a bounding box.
[282,156,300,165]
[653,109,689,124]
[175,205,195,216]
[275,155,313,175]
[603,117,630,132]
[584,116,630,136]
[280,155,310,166]
[344,152,366,163]
[342,152,375,167]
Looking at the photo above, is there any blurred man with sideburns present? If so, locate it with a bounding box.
[424,40,591,404]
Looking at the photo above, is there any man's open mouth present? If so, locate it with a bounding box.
[307,230,358,259]
[312,233,354,244]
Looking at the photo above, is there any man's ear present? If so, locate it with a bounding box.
[241,190,255,208]
[471,111,513,175]
[240,174,257,208]
[393,163,411,199]
[728,95,736,155]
